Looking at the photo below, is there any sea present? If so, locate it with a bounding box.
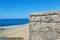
[0,19,29,27]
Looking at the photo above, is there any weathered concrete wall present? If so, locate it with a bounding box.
[30,11,60,40]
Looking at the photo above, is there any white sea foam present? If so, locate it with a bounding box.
[0,23,29,28]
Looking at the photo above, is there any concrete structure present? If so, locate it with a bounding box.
[30,11,60,40]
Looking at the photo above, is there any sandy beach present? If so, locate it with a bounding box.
[0,24,29,40]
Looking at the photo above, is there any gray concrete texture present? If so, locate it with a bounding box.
[30,11,60,40]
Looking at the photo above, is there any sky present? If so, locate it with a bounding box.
[0,0,60,19]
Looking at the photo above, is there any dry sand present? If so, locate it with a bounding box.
[0,25,29,40]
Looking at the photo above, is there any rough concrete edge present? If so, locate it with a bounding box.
[31,11,60,16]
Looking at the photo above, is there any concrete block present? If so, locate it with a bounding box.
[30,11,60,40]
[30,16,35,21]
[41,16,53,22]
[51,15,60,22]
[35,16,41,21]
[30,22,40,30]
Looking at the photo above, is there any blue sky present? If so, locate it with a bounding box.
[0,0,60,19]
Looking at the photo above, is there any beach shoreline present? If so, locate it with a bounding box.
[0,23,29,28]
[0,24,29,40]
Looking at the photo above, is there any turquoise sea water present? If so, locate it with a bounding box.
[0,19,29,27]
